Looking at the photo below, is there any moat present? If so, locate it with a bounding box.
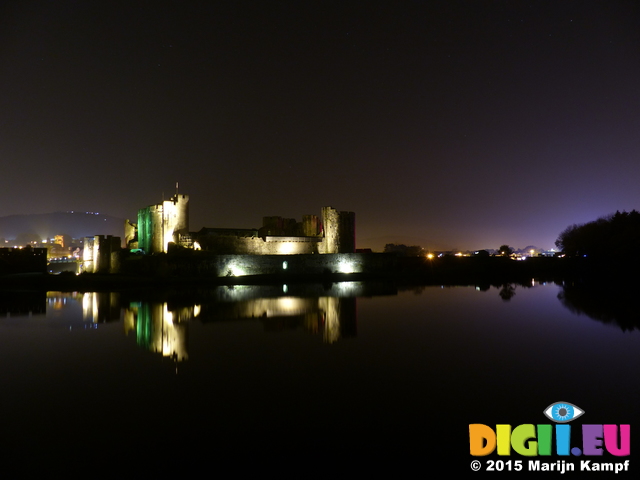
[1,280,637,472]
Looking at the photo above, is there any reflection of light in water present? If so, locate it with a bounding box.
[235,297,347,344]
[81,292,99,322]
[163,304,173,325]
[123,304,136,335]
[79,292,120,323]
[318,297,340,343]
[122,293,355,350]
[82,293,91,319]
[334,281,360,295]
[123,302,191,361]
[240,297,311,317]
[278,297,300,312]
[157,303,187,361]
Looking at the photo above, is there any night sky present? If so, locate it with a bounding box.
[2,1,639,251]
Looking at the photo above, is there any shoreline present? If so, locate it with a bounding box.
[1,256,634,292]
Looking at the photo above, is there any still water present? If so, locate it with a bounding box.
[1,281,638,470]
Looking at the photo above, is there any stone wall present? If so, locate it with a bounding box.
[195,207,355,255]
[138,194,189,253]
[82,235,121,273]
[120,252,396,278]
[318,207,355,254]
[137,252,395,277]
[197,234,322,255]
[124,219,137,248]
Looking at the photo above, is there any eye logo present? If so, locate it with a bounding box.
[543,401,584,423]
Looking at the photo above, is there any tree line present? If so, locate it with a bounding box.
[555,210,640,258]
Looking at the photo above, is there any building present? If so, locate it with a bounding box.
[0,247,47,274]
[132,193,355,256]
[193,206,354,255]
[137,194,189,254]
[82,235,121,273]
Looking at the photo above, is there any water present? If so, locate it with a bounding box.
[1,281,638,471]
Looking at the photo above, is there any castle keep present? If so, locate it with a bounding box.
[136,194,190,254]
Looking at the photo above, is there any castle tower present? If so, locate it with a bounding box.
[82,235,121,273]
[138,194,189,254]
[320,207,355,253]
[302,214,320,236]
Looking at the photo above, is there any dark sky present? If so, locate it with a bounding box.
[1,1,639,251]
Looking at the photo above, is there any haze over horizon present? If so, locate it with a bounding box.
[2,1,639,251]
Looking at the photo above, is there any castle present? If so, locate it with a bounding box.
[136,194,190,254]
[129,193,356,256]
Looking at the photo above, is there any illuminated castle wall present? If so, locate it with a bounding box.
[318,207,355,254]
[82,235,121,273]
[138,194,189,254]
[195,206,355,255]
[131,192,354,257]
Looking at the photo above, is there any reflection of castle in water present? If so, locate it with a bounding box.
[82,292,120,323]
[113,282,393,360]
[116,295,357,362]
[123,303,191,362]
[5,282,396,360]
[199,295,356,344]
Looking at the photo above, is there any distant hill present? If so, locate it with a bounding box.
[0,212,126,241]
